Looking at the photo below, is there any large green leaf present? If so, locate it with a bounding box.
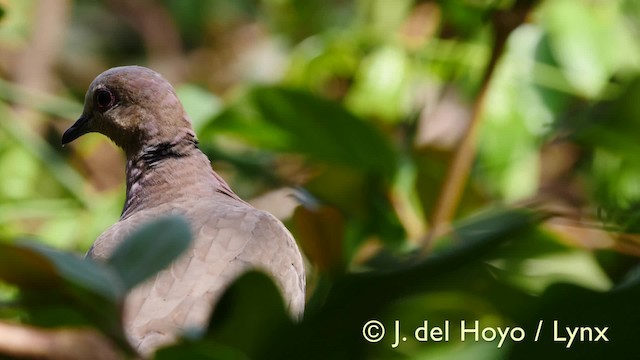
[203,87,398,180]
[35,244,124,301]
[106,215,193,291]
[0,244,59,290]
[508,277,640,359]
[0,242,123,305]
[155,271,292,359]
[541,0,636,97]
[0,241,127,347]
[0,216,195,353]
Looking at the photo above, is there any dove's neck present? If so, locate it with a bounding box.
[120,130,239,219]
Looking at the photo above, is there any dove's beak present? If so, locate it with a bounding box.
[61,114,90,145]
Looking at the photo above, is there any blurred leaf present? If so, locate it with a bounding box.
[0,146,39,200]
[358,0,413,42]
[574,77,640,232]
[0,244,59,289]
[199,142,282,190]
[0,102,91,208]
[300,164,405,251]
[488,229,612,294]
[346,46,410,122]
[106,215,193,291]
[478,25,551,201]
[439,1,490,37]
[176,84,222,133]
[22,242,123,303]
[0,217,196,354]
[541,0,634,97]
[293,205,345,273]
[0,78,83,119]
[285,33,359,93]
[206,271,292,350]
[509,276,640,359]
[0,242,128,348]
[157,271,292,359]
[262,0,355,41]
[204,87,398,179]
[0,242,122,304]
[155,342,250,360]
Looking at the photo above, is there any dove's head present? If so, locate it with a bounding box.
[62,66,193,153]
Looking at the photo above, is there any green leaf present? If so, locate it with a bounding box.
[0,244,59,289]
[0,241,123,305]
[346,207,542,295]
[488,229,612,294]
[22,242,123,303]
[346,45,410,122]
[542,0,627,97]
[106,215,193,291]
[156,271,292,359]
[204,87,398,179]
[509,278,640,359]
[154,342,251,360]
[205,271,293,353]
[176,84,222,133]
[0,242,128,348]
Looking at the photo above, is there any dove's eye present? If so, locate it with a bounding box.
[95,88,116,112]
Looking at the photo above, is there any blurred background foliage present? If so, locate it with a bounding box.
[1,0,640,359]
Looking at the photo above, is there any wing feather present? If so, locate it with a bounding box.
[89,195,305,353]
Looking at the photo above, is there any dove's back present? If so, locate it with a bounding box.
[88,193,306,353]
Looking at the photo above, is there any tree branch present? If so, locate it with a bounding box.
[421,0,539,254]
[0,321,123,360]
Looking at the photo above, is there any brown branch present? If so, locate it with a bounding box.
[421,0,539,254]
[0,321,123,360]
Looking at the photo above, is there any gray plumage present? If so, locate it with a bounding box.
[62,66,305,354]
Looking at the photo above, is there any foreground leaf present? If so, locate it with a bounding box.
[205,86,398,179]
[155,271,292,359]
[0,242,127,347]
[106,215,193,291]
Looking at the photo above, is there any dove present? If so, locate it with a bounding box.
[62,66,306,355]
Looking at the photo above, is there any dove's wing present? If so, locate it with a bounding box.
[89,194,305,353]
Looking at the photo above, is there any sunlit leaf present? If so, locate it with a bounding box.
[488,229,612,294]
[346,46,409,122]
[542,0,623,97]
[0,242,128,348]
[177,84,222,133]
[23,242,123,303]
